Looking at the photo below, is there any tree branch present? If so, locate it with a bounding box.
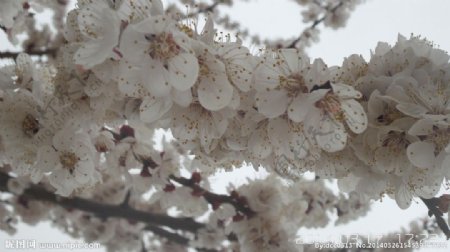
[421,197,450,239]
[144,225,190,245]
[0,49,57,59]
[169,175,256,218]
[0,171,204,233]
[144,225,221,252]
[286,1,344,49]
[188,0,224,17]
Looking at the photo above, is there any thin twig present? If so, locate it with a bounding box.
[169,175,256,218]
[0,49,57,59]
[421,197,450,239]
[286,1,344,49]
[145,225,190,245]
[186,0,225,18]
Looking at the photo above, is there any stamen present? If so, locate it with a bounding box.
[22,114,39,137]
[145,33,181,60]
[59,151,79,174]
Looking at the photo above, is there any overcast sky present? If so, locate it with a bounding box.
[2,0,450,251]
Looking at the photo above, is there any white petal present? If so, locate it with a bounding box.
[170,109,199,141]
[337,175,359,193]
[396,103,428,118]
[315,118,347,152]
[49,170,74,196]
[200,14,215,44]
[278,49,300,73]
[36,146,59,173]
[248,128,272,159]
[267,118,289,155]
[226,58,253,92]
[76,6,120,68]
[197,76,233,111]
[140,96,173,123]
[287,132,310,160]
[168,53,199,91]
[255,90,289,118]
[227,89,241,110]
[52,130,72,150]
[288,94,311,123]
[415,182,441,199]
[133,15,168,35]
[341,99,368,134]
[75,41,113,69]
[142,60,171,96]
[74,160,93,184]
[78,1,111,38]
[253,60,282,90]
[395,183,412,209]
[406,141,435,168]
[199,119,219,153]
[442,155,450,179]
[118,62,149,97]
[408,119,434,136]
[150,0,164,15]
[120,25,148,63]
[268,118,310,160]
[170,88,192,107]
[331,83,362,99]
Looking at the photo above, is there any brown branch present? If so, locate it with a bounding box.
[286,1,344,49]
[421,197,450,239]
[200,1,220,13]
[0,49,57,59]
[169,175,256,218]
[0,171,204,233]
[144,225,220,252]
[144,225,190,245]
[186,0,225,18]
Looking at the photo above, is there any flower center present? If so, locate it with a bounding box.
[198,56,211,76]
[381,131,410,151]
[376,106,403,125]
[178,24,194,38]
[59,151,79,173]
[315,92,345,122]
[278,74,308,97]
[145,32,180,61]
[427,127,450,153]
[22,114,39,137]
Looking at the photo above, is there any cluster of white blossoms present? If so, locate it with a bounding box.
[334,35,450,209]
[0,0,449,251]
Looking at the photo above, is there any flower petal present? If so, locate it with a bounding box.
[197,75,233,111]
[248,128,272,159]
[253,60,282,90]
[170,88,192,107]
[168,53,199,91]
[408,119,434,136]
[140,96,173,123]
[395,183,412,209]
[315,118,347,152]
[142,60,171,96]
[288,94,312,123]
[341,99,367,134]
[255,90,289,118]
[331,83,362,99]
[407,141,435,168]
[119,25,149,63]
